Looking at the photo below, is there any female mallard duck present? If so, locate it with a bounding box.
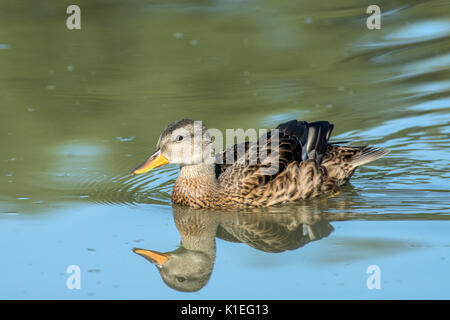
[132,119,389,209]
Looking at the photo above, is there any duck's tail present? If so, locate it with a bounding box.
[321,144,390,185]
[350,145,390,168]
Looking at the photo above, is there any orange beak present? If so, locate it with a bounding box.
[132,149,169,175]
[133,248,170,266]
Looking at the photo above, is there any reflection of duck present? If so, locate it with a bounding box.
[134,209,217,292]
[132,119,389,208]
[133,204,349,292]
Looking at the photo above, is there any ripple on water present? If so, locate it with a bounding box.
[76,166,178,206]
[358,20,450,48]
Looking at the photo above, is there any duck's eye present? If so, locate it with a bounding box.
[175,135,184,142]
[176,276,186,283]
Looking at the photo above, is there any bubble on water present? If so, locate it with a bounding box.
[304,17,313,24]
[116,136,135,142]
[27,107,35,112]
[0,44,9,50]
[79,195,89,199]
[47,85,56,90]
[173,32,183,39]
[67,65,75,71]
[16,197,30,200]
[4,212,19,216]
[189,39,199,46]
[9,158,16,161]
[55,173,67,177]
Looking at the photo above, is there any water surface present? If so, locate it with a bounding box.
[0,0,449,299]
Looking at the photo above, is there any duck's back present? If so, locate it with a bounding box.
[214,120,388,208]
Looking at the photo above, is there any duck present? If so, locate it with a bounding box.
[132,119,389,209]
[133,205,344,292]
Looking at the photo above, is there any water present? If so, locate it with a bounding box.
[0,0,449,299]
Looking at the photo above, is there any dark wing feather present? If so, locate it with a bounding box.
[304,121,334,163]
[215,130,301,184]
[276,120,333,163]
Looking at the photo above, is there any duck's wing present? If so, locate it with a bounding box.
[215,131,299,188]
[215,120,334,191]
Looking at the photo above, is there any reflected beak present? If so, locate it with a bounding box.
[132,149,169,175]
[133,248,171,266]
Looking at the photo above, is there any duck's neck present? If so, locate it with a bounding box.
[173,163,219,208]
[179,162,216,179]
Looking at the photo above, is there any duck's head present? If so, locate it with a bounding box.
[133,246,214,292]
[132,119,214,175]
